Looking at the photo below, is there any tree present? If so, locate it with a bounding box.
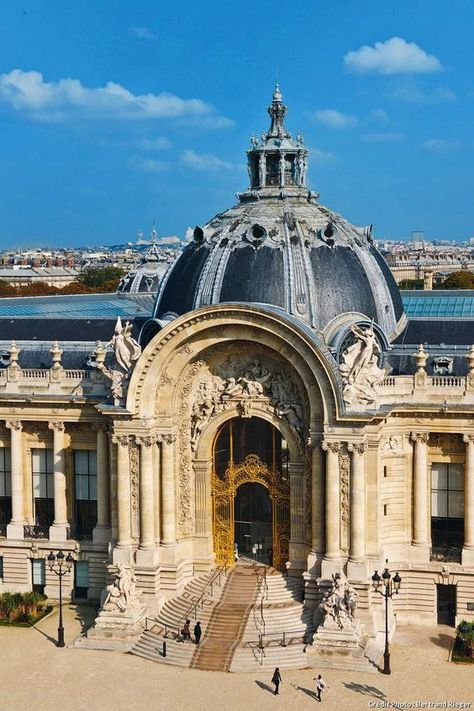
[438,271,474,290]
[398,279,424,290]
[77,266,124,291]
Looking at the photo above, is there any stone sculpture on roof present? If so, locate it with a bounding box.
[339,323,387,408]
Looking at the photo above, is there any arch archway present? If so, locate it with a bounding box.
[211,417,290,569]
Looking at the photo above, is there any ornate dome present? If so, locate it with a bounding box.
[153,86,406,342]
[118,227,169,294]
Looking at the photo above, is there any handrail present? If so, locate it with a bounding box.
[252,626,311,649]
[176,563,228,629]
[250,565,268,637]
[143,564,228,640]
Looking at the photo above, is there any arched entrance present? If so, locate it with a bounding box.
[211,417,290,569]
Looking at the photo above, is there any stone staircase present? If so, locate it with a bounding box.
[130,562,314,672]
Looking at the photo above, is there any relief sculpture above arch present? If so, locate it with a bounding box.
[189,351,306,452]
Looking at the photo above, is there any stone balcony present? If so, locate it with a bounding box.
[378,372,474,408]
[0,366,107,400]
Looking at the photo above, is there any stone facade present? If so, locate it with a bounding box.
[0,86,473,639]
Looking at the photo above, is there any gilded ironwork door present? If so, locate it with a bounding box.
[212,454,290,570]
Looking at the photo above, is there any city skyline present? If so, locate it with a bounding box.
[0,0,473,247]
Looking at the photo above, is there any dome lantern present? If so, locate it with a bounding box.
[246,84,309,196]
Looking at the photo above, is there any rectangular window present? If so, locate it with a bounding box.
[73,450,97,540]
[0,448,12,534]
[383,466,388,478]
[431,462,464,549]
[32,449,54,529]
[384,504,388,516]
[74,561,89,599]
[0,556,3,578]
[31,559,45,594]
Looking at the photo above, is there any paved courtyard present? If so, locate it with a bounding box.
[0,605,472,711]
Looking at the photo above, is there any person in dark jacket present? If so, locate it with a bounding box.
[181,619,191,641]
[271,667,282,695]
[194,621,202,645]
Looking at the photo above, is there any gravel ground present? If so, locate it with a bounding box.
[0,605,472,711]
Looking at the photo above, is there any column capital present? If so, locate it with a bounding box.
[136,435,156,448]
[6,420,22,432]
[463,434,474,444]
[347,441,368,454]
[112,434,130,447]
[48,421,65,433]
[157,433,176,445]
[92,423,108,434]
[410,432,429,444]
[321,440,340,454]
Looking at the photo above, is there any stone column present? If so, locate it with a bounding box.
[137,436,155,551]
[6,420,24,539]
[410,432,430,556]
[347,441,368,579]
[311,438,325,555]
[153,438,161,545]
[462,435,474,565]
[112,434,132,558]
[321,441,341,576]
[48,421,68,541]
[160,434,176,546]
[93,424,110,545]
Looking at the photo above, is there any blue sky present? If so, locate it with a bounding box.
[0,0,472,247]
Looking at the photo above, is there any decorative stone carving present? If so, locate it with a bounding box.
[339,324,387,408]
[102,563,142,613]
[189,356,304,450]
[48,421,65,433]
[129,439,139,541]
[318,572,359,630]
[339,449,350,552]
[380,435,403,455]
[5,420,22,432]
[321,440,340,454]
[410,432,429,445]
[94,317,142,406]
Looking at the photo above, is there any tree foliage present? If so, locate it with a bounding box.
[438,271,474,290]
[77,266,124,289]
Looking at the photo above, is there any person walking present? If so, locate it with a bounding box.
[315,674,327,702]
[194,621,202,645]
[271,667,282,695]
[181,619,191,641]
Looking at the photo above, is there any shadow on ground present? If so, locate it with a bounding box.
[255,680,275,695]
[343,682,386,699]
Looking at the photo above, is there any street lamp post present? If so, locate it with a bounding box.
[371,567,402,675]
[47,550,74,648]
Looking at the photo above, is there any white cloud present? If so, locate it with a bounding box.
[0,69,228,125]
[360,132,406,143]
[394,85,456,103]
[309,109,358,129]
[344,37,442,75]
[182,149,233,171]
[136,137,172,150]
[369,109,389,123]
[308,147,337,164]
[129,156,167,172]
[129,26,154,40]
[421,139,462,155]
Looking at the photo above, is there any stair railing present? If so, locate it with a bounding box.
[174,563,228,637]
[251,626,312,649]
[143,564,228,640]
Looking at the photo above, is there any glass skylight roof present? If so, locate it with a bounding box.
[402,292,474,319]
[0,293,154,319]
